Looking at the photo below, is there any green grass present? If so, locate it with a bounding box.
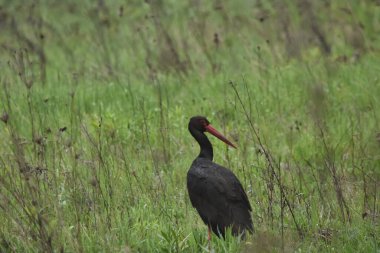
[0,0,379,252]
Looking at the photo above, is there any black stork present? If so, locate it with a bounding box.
[187,116,253,241]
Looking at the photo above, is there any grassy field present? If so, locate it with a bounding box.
[0,0,379,252]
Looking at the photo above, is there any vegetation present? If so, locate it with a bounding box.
[0,0,379,252]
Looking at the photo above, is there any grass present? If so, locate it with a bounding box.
[0,0,379,252]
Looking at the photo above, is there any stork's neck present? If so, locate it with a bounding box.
[189,129,213,161]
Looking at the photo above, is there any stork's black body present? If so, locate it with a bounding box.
[187,116,253,238]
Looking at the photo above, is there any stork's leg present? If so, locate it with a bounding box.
[207,225,211,251]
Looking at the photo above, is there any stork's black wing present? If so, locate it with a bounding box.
[187,157,253,237]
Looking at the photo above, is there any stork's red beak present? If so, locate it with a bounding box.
[205,124,237,148]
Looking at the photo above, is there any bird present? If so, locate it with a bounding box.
[187,115,253,241]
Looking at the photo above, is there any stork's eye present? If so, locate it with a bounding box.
[199,119,207,126]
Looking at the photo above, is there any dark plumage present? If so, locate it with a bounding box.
[187,116,253,238]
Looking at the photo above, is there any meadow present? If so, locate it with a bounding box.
[0,0,379,252]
